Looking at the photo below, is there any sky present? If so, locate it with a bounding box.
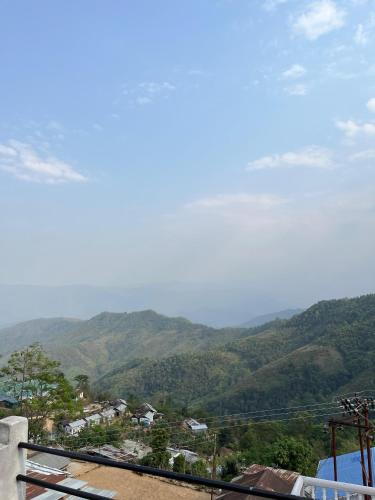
[1,0,375,310]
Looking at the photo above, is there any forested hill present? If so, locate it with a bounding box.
[97,294,375,413]
[0,310,251,378]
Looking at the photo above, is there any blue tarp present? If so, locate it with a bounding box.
[317,447,375,485]
[315,448,375,499]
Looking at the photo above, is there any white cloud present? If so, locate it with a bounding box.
[247,146,333,171]
[292,0,346,40]
[367,97,375,113]
[336,120,375,137]
[282,64,307,79]
[0,140,86,184]
[284,83,308,96]
[186,193,286,210]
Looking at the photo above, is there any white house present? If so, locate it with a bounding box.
[101,408,116,423]
[85,413,102,426]
[111,399,127,417]
[167,447,199,467]
[64,419,87,436]
[184,418,208,433]
[131,403,158,426]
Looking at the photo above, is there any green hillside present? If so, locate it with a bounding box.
[97,294,375,413]
[0,310,250,378]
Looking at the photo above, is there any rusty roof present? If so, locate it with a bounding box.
[217,464,300,500]
[26,470,67,499]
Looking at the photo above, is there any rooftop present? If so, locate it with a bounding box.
[217,464,300,500]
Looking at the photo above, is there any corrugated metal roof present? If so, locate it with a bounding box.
[29,452,70,471]
[25,463,67,500]
[85,413,101,421]
[26,460,67,476]
[217,464,299,500]
[66,419,86,428]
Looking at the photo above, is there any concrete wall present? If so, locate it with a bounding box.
[0,416,28,500]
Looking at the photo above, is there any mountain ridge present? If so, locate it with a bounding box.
[0,309,251,378]
[96,294,375,413]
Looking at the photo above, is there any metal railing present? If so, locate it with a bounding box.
[18,442,306,500]
[291,475,375,500]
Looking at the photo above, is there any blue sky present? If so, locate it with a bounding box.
[1,0,375,307]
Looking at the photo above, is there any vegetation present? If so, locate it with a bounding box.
[0,343,81,440]
[213,415,359,480]
[0,310,250,378]
[97,295,375,415]
[140,422,171,468]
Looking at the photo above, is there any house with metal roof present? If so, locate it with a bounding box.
[184,418,208,433]
[101,407,116,423]
[85,413,102,426]
[131,402,158,426]
[111,398,128,416]
[28,451,70,471]
[217,464,300,500]
[25,459,117,499]
[63,418,87,436]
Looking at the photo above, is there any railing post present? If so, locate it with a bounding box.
[0,416,28,500]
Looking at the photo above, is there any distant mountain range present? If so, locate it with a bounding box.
[96,294,375,413]
[0,310,252,378]
[2,293,374,416]
[0,283,297,327]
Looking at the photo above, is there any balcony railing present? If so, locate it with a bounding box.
[2,416,307,500]
[291,475,375,500]
[4,415,375,500]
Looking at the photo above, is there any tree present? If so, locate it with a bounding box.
[173,454,186,473]
[191,459,208,477]
[140,422,171,469]
[150,422,169,452]
[267,437,315,475]
[0,343,81,440]
[221,456,239,482]
[78,424,122,447]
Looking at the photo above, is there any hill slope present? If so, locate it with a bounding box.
[240,308,303,327]
[97,294,375,412]
[0,310,250,378]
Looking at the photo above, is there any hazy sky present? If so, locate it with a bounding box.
[1,0,375,306]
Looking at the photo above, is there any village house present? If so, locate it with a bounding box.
[184,418,208,433]
[63,419,87,436]
[101,407,116,423]
[216,464,299,500]
[131,403,158,426]
[167,447,200,467]
[85,413,102,427]
[111,398,127,417]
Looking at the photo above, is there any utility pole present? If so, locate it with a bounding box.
[364,405,373,487]
[357,416,368,487]
[211,433,217,500]
[331,395,375,489]
[330,422,338,481]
